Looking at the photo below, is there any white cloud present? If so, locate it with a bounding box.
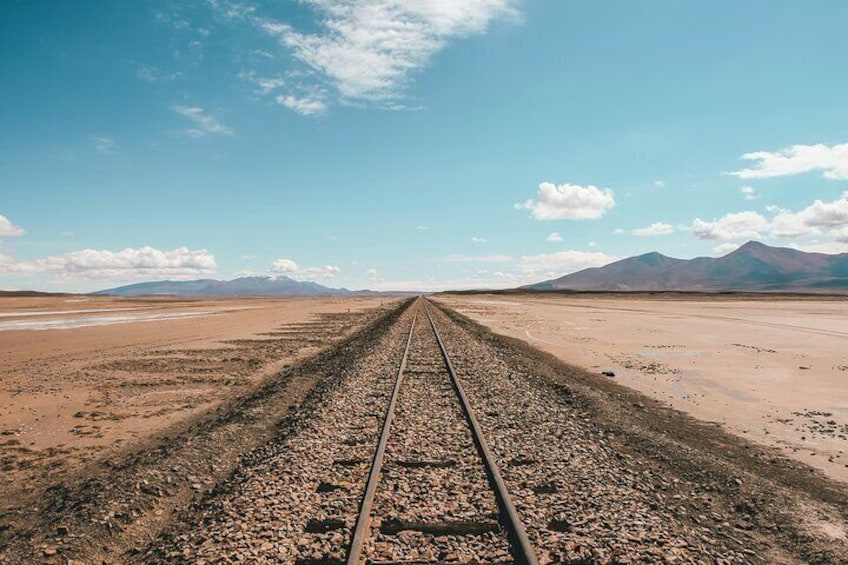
[173,106,234,137]
[519,250,616,275]
[93,136,117,155]
[770,210,815,238]
[243,73,287,95]
[365,268,381,281]
[270,258,341,279]
[256,0,518,104]
[270,258,299,273]
[275,94,328,116]
[653,180,666,188]
[442,254,512,263]
[833,227,848,244]
[728,142,848,180]
[632,222,674,237]
[515,182,616,220]
[740,185,758,200]
[768,192,848,238]
[0,246,216,280]
[545,232,563,242]
[712,242,741,255]
[415,225,429,231]
[613,228,625,235]
[0,214,25,237]
[691,211,770,240]
[689,193,848,246]
[787,241,848,254]
[471,236,486,243]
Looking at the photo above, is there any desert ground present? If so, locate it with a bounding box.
[435,293,848,483]
[1,296,847,563]
[0,295,397,501]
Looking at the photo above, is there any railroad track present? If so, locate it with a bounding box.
[342,298,538,564]
[140,296,766,564]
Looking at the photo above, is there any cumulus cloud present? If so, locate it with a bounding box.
[0,214,25,237]
[515,182,616,220]
[365,268,382,282]
[690,192,848,246]
[728,142,848,180]
[769,192,848,238]
[545,232,563,242]
[519,250,616,275]
[275,94,328,116]
[470,236,486,243]
[255,0,518,105]
[0,246,216,280]
[831,227,848,244]
[173,106,234,137]
[691,211,770,240]
[415,225,429,231]
[270,258,341,279]
[632,222,674,237]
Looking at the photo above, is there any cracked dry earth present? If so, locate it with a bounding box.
[4,297,848,563]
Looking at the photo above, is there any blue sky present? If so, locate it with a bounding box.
[2,0,847,292]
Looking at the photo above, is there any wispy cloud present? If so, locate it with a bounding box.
[260,1,517,104]
[740,185,758,200]
[546,232,563,242]
[93,136,117,155]
[632,222,674,236]
[275,94,328,116]
[212,0,519,114]
[728,142,848,180]
[136,66,182,83]
[471,236,486,243]
[519,250,616,275]
[0,214,26,237]
[173,106,234,137]
[516,182,616,220]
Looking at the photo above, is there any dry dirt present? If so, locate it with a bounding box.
[0,295,398,503]
[435,292,848,483]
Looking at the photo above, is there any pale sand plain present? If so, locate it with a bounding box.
[0,295,396,493]
[435,293,848,483]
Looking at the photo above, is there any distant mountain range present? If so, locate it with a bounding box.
[95,275,362,297]
[525,241,848,293]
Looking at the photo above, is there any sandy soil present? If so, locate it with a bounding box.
[0,295,397,497]
[435,293,848,483]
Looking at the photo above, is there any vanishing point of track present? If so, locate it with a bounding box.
[344,298,538,564]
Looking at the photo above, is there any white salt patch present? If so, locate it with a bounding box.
[0,311,213,331]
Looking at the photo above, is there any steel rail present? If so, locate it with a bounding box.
[423,300,540,565]
[346,302,419,564]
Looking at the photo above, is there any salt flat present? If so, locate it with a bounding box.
[436,293,848,482]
